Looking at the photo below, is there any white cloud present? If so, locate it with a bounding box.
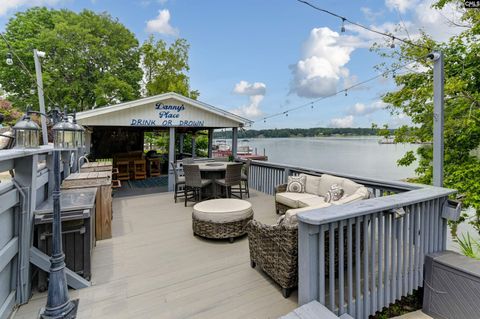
[145,9,179,36]
[329,115,354,128]
[231,80,266,118]
[290,27,356,98]
[348,101,388,116]
[385,0,417,13]
[233,80,266,96]
[0,0,62,16]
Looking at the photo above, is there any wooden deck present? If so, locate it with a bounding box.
[13,190,298,319]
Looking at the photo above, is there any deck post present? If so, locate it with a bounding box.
[191,133,196,158]
[13,154,38,304]
[179,133,184,155]
[232,127,238,158]
[208,128,214,158]
[298,221,320,305]
[168,127,175,192]
[431,51,444,187]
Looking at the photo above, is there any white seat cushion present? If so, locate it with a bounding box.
[298,196,327,208]
[318,174,347,197]
[275,192,318,208]
[283,202,331,226]
[193,199,253,223]
[300,173,322,195]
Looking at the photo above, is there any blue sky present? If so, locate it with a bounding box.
[0,0,463,129]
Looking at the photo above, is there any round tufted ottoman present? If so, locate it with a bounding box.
[192,199,253,243]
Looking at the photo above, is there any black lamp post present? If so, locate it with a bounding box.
[13,108,80,318]
[40,109,79,319]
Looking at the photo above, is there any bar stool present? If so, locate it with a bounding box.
[133,159,147,180]
[148,158,161,177]
[116,161,130,181]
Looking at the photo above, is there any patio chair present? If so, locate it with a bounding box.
[183,164,212,206]
[241,160,251,198]
[170,161,185,203]
[215,163,243,198]
[246,218,362,298]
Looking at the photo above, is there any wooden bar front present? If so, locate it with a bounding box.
[62,172,113,240]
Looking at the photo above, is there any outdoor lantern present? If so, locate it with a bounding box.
[73,122,85,148]
[53,117,77,150]
[13,115,40,148]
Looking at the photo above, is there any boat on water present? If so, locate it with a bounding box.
[212,139,268,160]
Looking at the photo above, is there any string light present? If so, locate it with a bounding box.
[296,0,429,50]
[251,54,430,124]
[311,102,314,109]
[340,18,346,33]
[390,36,396,48]
[0,32,59,107]
[5,52,13,65]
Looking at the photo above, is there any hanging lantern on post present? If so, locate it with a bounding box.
[13,115,40,148]
[52,114,77,150]
[72,113,85,149]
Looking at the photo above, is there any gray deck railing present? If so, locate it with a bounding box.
[0,146,84,319]
[245,160,457,319]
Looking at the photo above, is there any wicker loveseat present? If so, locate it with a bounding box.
[247,173,369,298]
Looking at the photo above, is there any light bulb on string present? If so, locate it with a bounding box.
[390,37,395,48]
[344,90,348,96]
[341,18,346,33]
[5,52,13,66]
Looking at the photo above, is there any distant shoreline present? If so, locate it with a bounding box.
[213,127,392,139]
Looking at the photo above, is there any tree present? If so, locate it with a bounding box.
[140,36,199,99]
[376,0,480,232]
[0,99,22,126]
[0,7,143,112]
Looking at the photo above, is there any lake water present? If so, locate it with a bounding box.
[243,136,478,251]
[246,136,419,181]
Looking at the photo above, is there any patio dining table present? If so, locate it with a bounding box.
[196,161,236,198]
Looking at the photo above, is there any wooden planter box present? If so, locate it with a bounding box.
[62,172,112,240]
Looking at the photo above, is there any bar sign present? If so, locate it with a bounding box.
[465,0,480,8]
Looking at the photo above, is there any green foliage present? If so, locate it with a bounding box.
[374,0,480,234]
[140,36,199,99]
[0,99,22,126]
[457,233,480,260]
[0,7,142,111]
[214,127,389,139]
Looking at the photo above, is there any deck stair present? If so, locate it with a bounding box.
[279,301,353,319]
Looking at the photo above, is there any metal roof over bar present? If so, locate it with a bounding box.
[76,92,252,128]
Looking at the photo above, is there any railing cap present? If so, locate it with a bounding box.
[0,145,54,162]
[297,186,456,225]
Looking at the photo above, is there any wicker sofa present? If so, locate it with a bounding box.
[275,173,370,215]
[247,173,369,298]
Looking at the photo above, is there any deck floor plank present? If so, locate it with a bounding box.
[14,190,296,319]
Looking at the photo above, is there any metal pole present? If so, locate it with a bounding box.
[168,127,175,192]
[232,127,238,158]
[207,129,213,158]
[33,49,48,146]
[191,133,196,158]
[40,149,78,318]
[431,51,444,187]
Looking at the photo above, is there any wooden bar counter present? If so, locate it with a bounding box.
[62,172,113,240]
[80,161,113,172]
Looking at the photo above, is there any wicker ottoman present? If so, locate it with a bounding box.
[192,199,253,243]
